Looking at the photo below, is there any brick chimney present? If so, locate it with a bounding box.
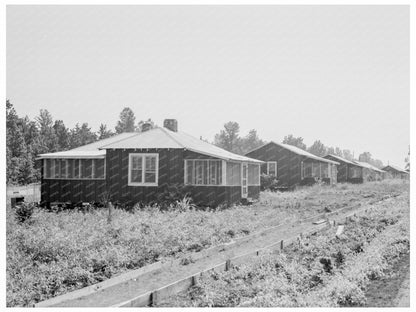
[163,119,178,132]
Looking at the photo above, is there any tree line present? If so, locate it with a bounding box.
[6,100,399,185]
[6,100,153,185]
[213,121,386,169]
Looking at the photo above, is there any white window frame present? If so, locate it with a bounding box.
[267,161,277,176]
[43,158,106,180]
[184,159,223,186]
[128,153,159,186]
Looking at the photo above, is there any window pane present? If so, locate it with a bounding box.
[186,160,193,185]
[209,160,218,185]
[144,171,156,183]
[195,160,205,185]
[132,156,142,170]
[217,161,222,185]
[54,159,60,178]
[95,159,105,179]
[131,169,142,183]
[313,163,320,177]
[45,159,52,178]
[145,156,156,171]
[248,164,260,185]
[226,162,241,186]
[304,162,312,177]
[83,159,93,179]
[74,159,80,178]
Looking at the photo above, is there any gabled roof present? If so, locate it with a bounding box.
[382,164,408,174]
[353,161,386,173]
[37,132,138,159]
[100,127,263,164]
[247,141,339,165]
[324,154,362,166]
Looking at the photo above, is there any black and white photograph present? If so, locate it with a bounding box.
[3,1,413,309]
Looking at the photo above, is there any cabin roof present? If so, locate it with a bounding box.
[382,164,408,174]
[37,132,138,159]
[247,141,339,165]
[100,127,263,163]
[38,127,263,164]
[353,161,386,173]
[324,154,362,166]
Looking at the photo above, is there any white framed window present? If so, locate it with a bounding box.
[184,159,222,186]
[267,161,277,176]
[128,153,159,186]
[43,158,106,180]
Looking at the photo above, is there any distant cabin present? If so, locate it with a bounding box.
[381,164,409,179]
[38,120,263,208]
[245,141,339,186]
[324,154,366,183]
[353,161,386,181]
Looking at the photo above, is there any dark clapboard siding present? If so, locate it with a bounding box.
[246,142,302,187]
[41,179,107,203]
[41,148,257,207]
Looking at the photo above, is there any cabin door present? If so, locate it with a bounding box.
[241,162,248,199]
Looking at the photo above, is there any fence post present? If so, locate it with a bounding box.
[225,259,231,271]
[280,240,284,250]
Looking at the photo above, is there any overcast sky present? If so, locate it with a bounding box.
[7,5,409,167]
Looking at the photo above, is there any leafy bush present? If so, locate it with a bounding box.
[156,184,193,210]
[14,202,35,223]
[260,174,281,191]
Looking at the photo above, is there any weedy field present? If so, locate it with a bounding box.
[6,180,409,307]
[158,188,410,307]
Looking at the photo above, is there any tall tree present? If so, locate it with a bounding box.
[358,152,372,163]
[53,120,70,150]
[214,121,242,153]
[69,123,97,148]
[35,109,58,153]
[308,140,327,157]
[343,149,354,161]
[97,123,114,140]
[282,134,307,150]
[115,107,136,133]
[240,129,265,155]
[137,118,156,132]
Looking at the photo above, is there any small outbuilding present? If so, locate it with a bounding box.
[324,154,366,183]
[245,141,339,187]
[38,120,263,208]
[381,164,409,179]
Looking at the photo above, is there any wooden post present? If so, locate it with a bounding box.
[280,240,284,250]
[225,259,231,271]
[107,201,113,224]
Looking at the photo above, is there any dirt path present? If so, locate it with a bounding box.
[49,194,400,307]
[364,252,410,307]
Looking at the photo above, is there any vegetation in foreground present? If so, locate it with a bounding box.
[6,180,408,307]
[160,192,409,307]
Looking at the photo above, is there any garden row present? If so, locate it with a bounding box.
[158,192,410,307]
[6,180,408,307]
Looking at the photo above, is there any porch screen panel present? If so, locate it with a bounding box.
[313,163,320,177]
[226,162,241,186]
[82,159,93,179]
[248,164,260,185]
[321,163,329,178]
[95,159,105,179]
[185,159,222,185]
[303,162,313,177]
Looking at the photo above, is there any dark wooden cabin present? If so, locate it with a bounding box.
[353,161,385,181]
[324,154,365,183]
[381,164,409,179]
[245,141,339,187]
[38,120,263,208]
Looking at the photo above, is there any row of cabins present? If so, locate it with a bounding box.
[38,120,408,207]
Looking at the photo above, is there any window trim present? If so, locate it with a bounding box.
[128,153,159,186]
[43,158,106,180]
[184,159,224,186]
[267,161,277,176]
